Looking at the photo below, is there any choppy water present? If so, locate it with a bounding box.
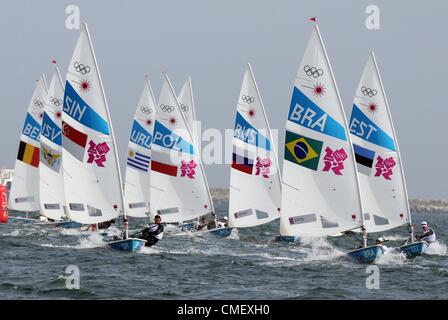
[1,201,447,299]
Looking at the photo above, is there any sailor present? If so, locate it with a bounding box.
[196,217,208,231]
[139,215,164,247]
[375,237,388,254]
[97,219,115,230]
[217,216,228,228]
[415,221,436,244]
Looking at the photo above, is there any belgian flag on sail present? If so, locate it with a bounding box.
[284,131,323,171]
[17,141,40,168]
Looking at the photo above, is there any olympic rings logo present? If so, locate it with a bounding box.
[180,104,189,112]
[73,61,91,75]
[140,106,153,114]
[241,95,255,104]
[361,86,377,97]
[304,65,324,78]
[160,104,175,113]
[33,99,44,108]
[50,97,62,106]
[303,65,324,78]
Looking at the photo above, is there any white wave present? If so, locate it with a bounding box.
[228,228,239,240]
[376,250,407,265]
[2,230,20,237]
[383,234,408,241]
[41,233,107,249]
[425,241,447,256]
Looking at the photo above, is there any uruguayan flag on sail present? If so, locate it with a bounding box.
[127,149,151,172]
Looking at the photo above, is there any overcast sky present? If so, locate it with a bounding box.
[0,0,445,199]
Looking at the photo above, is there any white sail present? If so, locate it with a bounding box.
[280,25,363,237]
[177,77,199,149]
[150,73,213,223]
[348,52,410,233]
[39,68,66,220]
[62,24,124,224]
[229,64,282,228]
[124,80,156,218]
[8,74,48,212]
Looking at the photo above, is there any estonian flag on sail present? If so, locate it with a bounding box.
[127,149,151,173]
[353,144,375,176]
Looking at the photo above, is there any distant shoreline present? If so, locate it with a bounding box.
[210,188,448,214]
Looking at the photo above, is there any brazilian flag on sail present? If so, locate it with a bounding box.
[284,131,323,171]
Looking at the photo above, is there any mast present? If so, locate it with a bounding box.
[371,52,413,242]
[188,76,199,151]
[36,73,48,219]
[247,63,283,191]
[84,23,128,238]
[315,24,367,247]
[145,78,157,220]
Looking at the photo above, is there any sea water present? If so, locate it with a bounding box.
[0,204,447,299]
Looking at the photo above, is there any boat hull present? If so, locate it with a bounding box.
[399,241,428,257]
[178,222,195,231]
[54,221,84,229]
[107,238,146,252]
[8,216,40,224]
[276,236,301,243]
[209,227,232,237]
[347,244,383,264]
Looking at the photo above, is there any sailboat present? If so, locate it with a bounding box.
[38,66,81,229]
[61,23,145,251]
[150,73,227,235]
[348,53,424,256]
[124,80,157,219]
[228,63,282,230]
[8,74,48,223]
[278,23,382,263]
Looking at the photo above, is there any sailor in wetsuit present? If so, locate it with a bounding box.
[140,215,164,247]
[415,221,436,244]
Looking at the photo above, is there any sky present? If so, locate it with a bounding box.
[0,0,445,199]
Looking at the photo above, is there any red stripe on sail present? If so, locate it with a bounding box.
[231,161,253,175]
[31,147,40,167]
[151,160,177,176]
[62,121,87,147]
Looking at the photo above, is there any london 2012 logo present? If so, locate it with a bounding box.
[87,140,110,167]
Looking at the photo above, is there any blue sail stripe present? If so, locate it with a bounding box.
[41,113,62,146]
[349,104,396,151]
[21,113,41,142]
[63,81,110,135]
[152,121,195,155]
[287,86,347,141]
[233,112,271,151]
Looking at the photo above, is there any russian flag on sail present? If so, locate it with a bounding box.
[232,146,254,175]
[127,149,151,173]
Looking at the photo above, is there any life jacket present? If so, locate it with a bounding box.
[421,228,436,243]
